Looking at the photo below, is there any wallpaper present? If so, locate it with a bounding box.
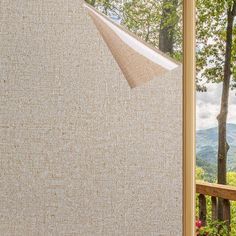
[85,4,179,88]
[0,0,182,235]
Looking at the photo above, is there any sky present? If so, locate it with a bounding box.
[197,83,236,130]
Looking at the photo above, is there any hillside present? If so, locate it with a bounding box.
[196,123,236,182]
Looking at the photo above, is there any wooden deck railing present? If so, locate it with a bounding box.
[196,181,236,226]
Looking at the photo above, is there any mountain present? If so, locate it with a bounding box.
[196,123,236,181]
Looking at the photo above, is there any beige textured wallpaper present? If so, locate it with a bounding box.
[0,0,182,235]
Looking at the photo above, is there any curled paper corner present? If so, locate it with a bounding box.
[84,3,180,88]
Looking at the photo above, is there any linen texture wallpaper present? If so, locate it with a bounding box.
[0,0,183,235]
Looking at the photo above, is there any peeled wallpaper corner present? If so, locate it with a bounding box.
[84,4,179,88]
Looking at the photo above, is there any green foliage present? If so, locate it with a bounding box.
[196,194,215,226]
[227,171,236,185]
[196,158,217,183]
[196,194,231,235]
[122,0,182,59]
[196,0,236,229]
[197,221,229,236]
[196,166,205,180]
[87,0,182,60]
[122,0,162,45]
[86,0,236,86]
[227,172,236,235]
[195,173,236,234]
[196,0,236,90]
[86,0,124,19]
[85,0,96,6]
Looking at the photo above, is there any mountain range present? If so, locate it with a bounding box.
[196,123,236,181]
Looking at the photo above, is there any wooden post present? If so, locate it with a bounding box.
[223,199,231,228]
[199,194,207,226]
[211,196,217,221]
[183,0,195,235]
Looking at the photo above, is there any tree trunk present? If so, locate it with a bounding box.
[159,0,178,54]
[217,2,236,225]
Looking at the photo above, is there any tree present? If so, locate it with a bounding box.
[122,0,163,48]
[159,0,179,54]
[85,0,123,19]
[196,166,205,180]
[196,0,236,224]
[85,0,96,6]
[227,172,236,186]
[122,0,182,59]
[217,2,236,225]
[87,0,182,60]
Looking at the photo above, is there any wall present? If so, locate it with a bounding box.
[0,0,182,235]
